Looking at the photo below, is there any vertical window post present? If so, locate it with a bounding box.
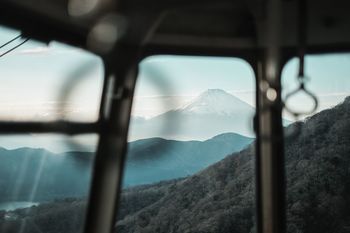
[256,0,286,233]
[84,50,138,233]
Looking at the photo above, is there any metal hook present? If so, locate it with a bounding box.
[283,75,319,118]
[283,74,318,140]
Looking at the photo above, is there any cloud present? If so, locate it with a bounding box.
[15,47,51,55]
[317,92,350,97]
[229,90,254,94]
[13,45,83,56]
[134,95,195,99]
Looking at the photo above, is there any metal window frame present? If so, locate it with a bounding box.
[0,47,284,233]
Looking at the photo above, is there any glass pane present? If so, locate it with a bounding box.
[282,54,350,233]
[117,56,257,232]
[0,134,98,233]
[0,25,104,122]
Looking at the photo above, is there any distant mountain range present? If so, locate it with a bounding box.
[0,134,97,154]
[124,132,253,186]
[129,89,256,141]
[0,132,252,202]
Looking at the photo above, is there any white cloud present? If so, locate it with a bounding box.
[15,47,51,55]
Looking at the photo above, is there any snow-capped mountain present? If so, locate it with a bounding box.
[129,89,255,141]
[178,89,254,116]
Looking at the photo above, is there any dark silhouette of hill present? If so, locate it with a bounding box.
[1,97,349,233]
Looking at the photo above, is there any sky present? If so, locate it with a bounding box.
[0,26,104,122]
[133,55,255,118]
[133,54,350,120]
[282,54,350,120]
[1,25,349,121]
[0,25,349,151]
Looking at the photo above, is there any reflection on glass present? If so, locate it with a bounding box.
[0,25,104,122]
[282,54,350,233]
[0,134,98,233]
[117,56,256,233]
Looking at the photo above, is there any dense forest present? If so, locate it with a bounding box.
[0,97,349,233]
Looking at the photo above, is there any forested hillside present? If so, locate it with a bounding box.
[116,97,350,233]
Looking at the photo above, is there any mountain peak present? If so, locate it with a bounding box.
[179,89,254,115]
[129,89,256,140]
[197,89,233,99]
[202,88,228,95]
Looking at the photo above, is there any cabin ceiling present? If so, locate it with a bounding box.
[1,0,350,54]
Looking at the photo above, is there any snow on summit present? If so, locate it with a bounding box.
[179,89,254,115]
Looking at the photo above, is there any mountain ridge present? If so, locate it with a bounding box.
[124,132,253,186]
[0,132,253,200]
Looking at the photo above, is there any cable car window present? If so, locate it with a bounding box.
[0,24,103,233]
[116,55,257,232]
[0,25,104,122]
[282,54,350,233]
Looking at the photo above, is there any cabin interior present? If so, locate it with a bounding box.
[0,1,350,233]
